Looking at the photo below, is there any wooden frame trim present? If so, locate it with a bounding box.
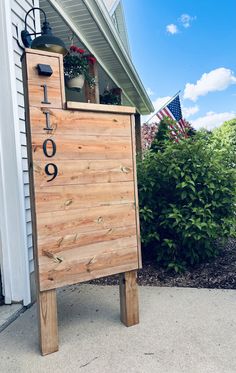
[67,101,136,114]
[130,115,142,268]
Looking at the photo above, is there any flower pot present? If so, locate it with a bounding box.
[66,75,85,90]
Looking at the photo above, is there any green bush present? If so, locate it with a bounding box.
[211,118,236,169]
[138,128,236,271]
[213,118,236,150]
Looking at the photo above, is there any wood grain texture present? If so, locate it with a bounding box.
[24,48,63,58]
[33,159,133,186]
[38,225,136,255]
[38,289,58,355]
[34,182,135,213]
[130,115,142,268]
[27,85,63,109]
[67,101,136,114]
[31,133,132,161]
[84,61,99,103]
[24,50,64,109]
[24,50,140,293]
[39,236,138,290]
[25,54,61,83]
[29,107,132,136]
[119,270,139,327]
[37,204,136,237]
[135,113,142,155]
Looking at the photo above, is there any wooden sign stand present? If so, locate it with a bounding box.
[22,49,141,355]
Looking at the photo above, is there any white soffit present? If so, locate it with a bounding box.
[39,0,154,114]
[102,0,119,14]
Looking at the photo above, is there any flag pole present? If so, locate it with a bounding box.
[145,90,181,124]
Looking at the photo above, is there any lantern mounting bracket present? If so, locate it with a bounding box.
[21,7,47,48]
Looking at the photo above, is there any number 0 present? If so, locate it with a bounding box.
[43,139,56,158]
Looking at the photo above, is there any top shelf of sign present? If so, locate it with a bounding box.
[66,101,136,114]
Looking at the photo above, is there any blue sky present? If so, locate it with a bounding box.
[122,0,236,129]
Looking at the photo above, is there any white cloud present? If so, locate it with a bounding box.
[142,96,171,123]
[146,87,154,96]
[152,97,199,120]
[143,96,199,123]
[191,111,236,130]
[184,68,236,102]
[152,96,172,112]
[182,105,199,118]
[179,14,196,28]
[166,24,178,34]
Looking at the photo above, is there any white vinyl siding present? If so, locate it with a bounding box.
[11,0,39,275]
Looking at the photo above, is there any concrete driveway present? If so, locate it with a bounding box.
[0,285,236,373]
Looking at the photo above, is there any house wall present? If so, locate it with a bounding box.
[102,0,131,56]
[111,1,131,56]
[11,0,40,278]
[0,0,39,305]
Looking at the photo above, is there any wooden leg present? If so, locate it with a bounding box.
[119,270,139,327]
[38,289,59,355]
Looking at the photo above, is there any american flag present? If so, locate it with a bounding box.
[155,94,188,138]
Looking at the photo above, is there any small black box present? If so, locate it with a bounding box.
[37,64,53,77]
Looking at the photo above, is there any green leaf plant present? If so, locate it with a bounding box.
[138,118,236,271]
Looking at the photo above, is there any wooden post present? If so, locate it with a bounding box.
[135,113,142,156]
[84,61,99,103]
[38,289,58,355]
[119,270,139,326]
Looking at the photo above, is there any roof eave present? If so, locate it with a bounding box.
[47,0,154,114]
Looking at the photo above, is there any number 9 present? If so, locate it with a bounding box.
[45,163,58,182]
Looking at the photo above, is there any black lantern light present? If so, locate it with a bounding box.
[21,7,67,56]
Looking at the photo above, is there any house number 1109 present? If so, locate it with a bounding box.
[41,85,58,182]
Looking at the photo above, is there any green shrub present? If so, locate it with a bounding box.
[213,118,236,150]
[211,118,236,169]
[138,131,236,271]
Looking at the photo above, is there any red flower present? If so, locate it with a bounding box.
[70,46,86,54]
[77,48,85,54]
[70,45,77,52]
[88,56,96,64]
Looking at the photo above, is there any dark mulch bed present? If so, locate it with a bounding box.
[89,238,236,289]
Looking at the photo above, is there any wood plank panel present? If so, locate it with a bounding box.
[25,53,61,82]
[37,204,136,237]
[39,235,137,272]
[24,51,64,108]
[67,101,136,114]
[29,107,131,137]
[33,159,133,186]
[23,50,141,355]
[27,85,63,109]
[31,134,132,160]
[38,225,136,255]
[34,182,135,213]
[23,50,140,291]
[38,236,138,291]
